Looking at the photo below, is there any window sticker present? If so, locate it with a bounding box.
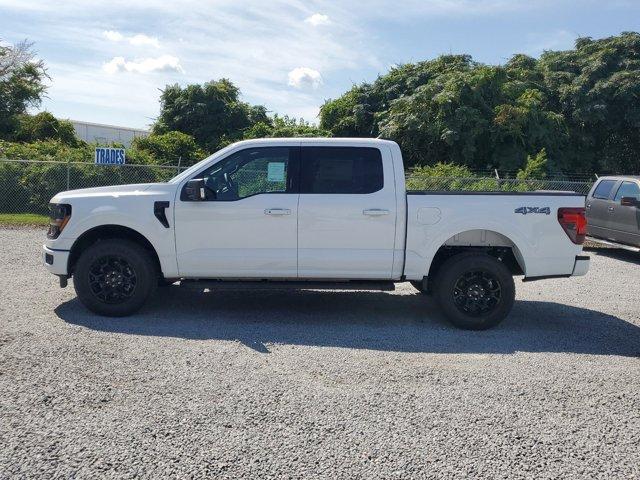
[267,162,286,182]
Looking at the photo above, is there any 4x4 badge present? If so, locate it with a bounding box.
[515,206,551,215]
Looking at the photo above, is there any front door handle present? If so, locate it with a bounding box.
[608,206,615,213]
[363,208,390,216]
[264,208,291,216]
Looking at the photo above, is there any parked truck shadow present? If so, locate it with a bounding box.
[585,247,640,265]
[56,287,640,357]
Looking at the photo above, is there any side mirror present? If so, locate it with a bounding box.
[184,178,207,201]
[620,196,639,207]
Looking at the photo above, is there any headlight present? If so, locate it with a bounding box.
[47,203,72,239]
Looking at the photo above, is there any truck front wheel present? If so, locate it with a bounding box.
[73,239,157,317]
[434,252,515,330]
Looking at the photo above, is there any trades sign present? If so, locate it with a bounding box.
[95,147,126,165]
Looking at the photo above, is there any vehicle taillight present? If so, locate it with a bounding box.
[557,207,587,245]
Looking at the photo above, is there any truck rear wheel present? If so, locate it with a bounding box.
[434,252,515,330]
[73,239,157,317]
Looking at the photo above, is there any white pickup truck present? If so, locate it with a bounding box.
[43,138,589,329]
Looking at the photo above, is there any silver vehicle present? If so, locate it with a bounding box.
[586,175,640,249]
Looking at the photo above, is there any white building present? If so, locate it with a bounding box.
[71,120,149,147]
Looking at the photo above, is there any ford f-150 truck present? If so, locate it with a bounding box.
[43,138,589,329]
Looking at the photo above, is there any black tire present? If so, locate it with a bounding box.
[434,252,515,330]
[73,239,158,317]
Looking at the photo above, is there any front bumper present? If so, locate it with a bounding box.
[42,245,70,276]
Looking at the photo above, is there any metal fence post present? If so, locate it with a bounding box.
[66,160,70,190]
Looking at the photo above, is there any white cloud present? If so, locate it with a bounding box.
[103,30,160,48]
[1,0,385,124]
[287,67,323,89]
[103,55,184,74]
[128,34,160,48]
[304,13,330,26]
[103,30,123,42]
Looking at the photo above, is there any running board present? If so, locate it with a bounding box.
[586,236,640,252]
[179,279,396,292]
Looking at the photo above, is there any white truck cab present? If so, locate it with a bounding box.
[43,138,589,329]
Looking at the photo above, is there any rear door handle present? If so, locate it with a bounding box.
[264,208,291,216]
[363,209,390,216]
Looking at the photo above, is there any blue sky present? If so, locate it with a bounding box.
[1,0,638,129]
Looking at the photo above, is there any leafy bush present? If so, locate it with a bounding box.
[13,112,79,145]
[0,138,92,162]
[0,162,30,212]
[132,131,207,167]
[243,115,331,139]
[405,163,476,190]
[517,149,548,180]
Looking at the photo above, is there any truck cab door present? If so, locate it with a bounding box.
[586,179,619,239]
[297,145,397,279]
[610,180,640,246]
[174,146,300,278]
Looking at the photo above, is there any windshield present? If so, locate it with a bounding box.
[167,143,237,184]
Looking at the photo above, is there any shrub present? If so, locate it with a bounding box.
[14,112,79,146]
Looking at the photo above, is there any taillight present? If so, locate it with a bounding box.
[557,207,587,245]
[47,203,72,239]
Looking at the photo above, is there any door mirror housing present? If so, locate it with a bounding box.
[620,196,640,207]
[183,178,208,201]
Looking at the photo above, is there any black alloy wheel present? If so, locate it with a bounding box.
[452,270,502,316]
[88,255,138,303]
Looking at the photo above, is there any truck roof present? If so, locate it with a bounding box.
[597,175,640,181]
[228,137,398,147]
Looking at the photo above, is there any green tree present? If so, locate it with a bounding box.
[131,131,207,167]
[517,149,548,180]
[14,112,79,145]
[377,62,503,169]
[0,40,48,137]
[244,115,330,139]
[319,33,640,174]
[153,79,268,152]
[319,86,372,136]
[538,32,640,173]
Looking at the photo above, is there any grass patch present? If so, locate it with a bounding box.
[0,213,49,226]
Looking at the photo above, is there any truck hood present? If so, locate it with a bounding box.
[50,183,174,202]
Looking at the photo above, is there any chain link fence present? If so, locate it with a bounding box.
[405,173,594,195]
[0,159,181,215]
[0,158,594,216]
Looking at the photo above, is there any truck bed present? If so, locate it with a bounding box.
[403,191,587,280]
[407,190,584,196]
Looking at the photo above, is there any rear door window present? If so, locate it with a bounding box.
[614,181,640,201]
[592,180,617,200]
[300,147,383,194]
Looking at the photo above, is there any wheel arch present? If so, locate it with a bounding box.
[425,229,527,286]
[67,224,162,277]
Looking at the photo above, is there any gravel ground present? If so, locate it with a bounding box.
[1,227,639,479]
